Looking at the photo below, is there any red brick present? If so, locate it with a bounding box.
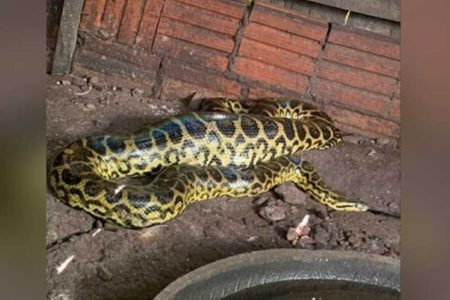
[165,60,241,96]
[329,27,400,60]
[239,38,315,76]
[325,106,400,138]
[117,0,146,45]
[324,44,400,78]
[135,0,164,49]
[394,81,400,98]
[389,99,400,119]
[317,61,397,96]
[80,0,106,30]
[101,0,127,37]
[161,78,237,100]
[244,23,322,58]
[175,0,245,19]
[157,17,235,53]
[82,37,161,70]
[248,87,283,99]
[251,3,328,42]
[163,0,240,35]
[312,79,393,117]
[235,57,309,95]
[154,35,229,72]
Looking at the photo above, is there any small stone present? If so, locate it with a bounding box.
[348,235,361,247]
[369,239,382,254]
[298,236,314,248]
[368,149,377,157]
[387,201,399,211]
[97,264,113,281]
[98,29,110,39]
[48,291,72,300]
[82,103,96,111]
[258,205,286,222]
[247,236,258,242]
[61,79,71,86]
[71,76,87,87]
[131,88,144,97]
[274,182,307,206]
[89,76,99,85]
[253,192,273,206]
[93,84,104,91]
[343,134,363,144]
[377,137,392,145]
[56,81,62,85]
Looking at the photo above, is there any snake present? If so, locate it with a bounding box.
[49,98,368,228]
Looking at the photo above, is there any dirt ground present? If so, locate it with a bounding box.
[46,73,400,300]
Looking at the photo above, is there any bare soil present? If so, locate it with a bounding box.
[46,73,400,300]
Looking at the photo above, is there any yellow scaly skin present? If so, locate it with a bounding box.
[49,98,368,228]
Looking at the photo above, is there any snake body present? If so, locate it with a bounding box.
[49,99,367,228]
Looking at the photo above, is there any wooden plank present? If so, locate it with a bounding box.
[305,0,400,22]
[51,0,84,74]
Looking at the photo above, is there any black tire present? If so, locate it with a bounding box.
[154,249,400,300]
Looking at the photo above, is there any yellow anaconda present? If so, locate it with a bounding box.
[49,98,368,228]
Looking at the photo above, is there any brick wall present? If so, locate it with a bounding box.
[74,0,400,140]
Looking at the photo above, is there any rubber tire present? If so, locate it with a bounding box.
[154,249,400,300]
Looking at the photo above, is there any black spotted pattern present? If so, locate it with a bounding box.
[295,123,306,141]
[241,116,259,138]
[222,168,237,182]
[209,169,223,182]
[106,136,126,154]
[105,190,122,204]
[128,193,150,208]
[86,136,107,155]
[160,121,183,144]
[152,130,168,151]
[84,181,100,197]
[215,118,236,137]
[281,119,295,140]
[262,119,279,139]
[182,115,207,139]
[62,169,82,185]
[154,190,175,205]
[309,123,320,139]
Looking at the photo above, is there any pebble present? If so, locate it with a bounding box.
[98,29,110,39]
[247,236,258,242]
[343,134,363,144]
[71,76,87,87]
[61,79,71,86]
[97,264,113,281]
[131,88,144,97]
[89,76,99,85]
[82,103,96,112]
[387,201,399,211]
[258,205,286,222]
[274,182,307,206]
[377,137,392,145]
[298,236,314,248]
[48,291,72,300]
[253,192,273,206]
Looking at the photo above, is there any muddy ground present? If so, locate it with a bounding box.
[46,73,400,300]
